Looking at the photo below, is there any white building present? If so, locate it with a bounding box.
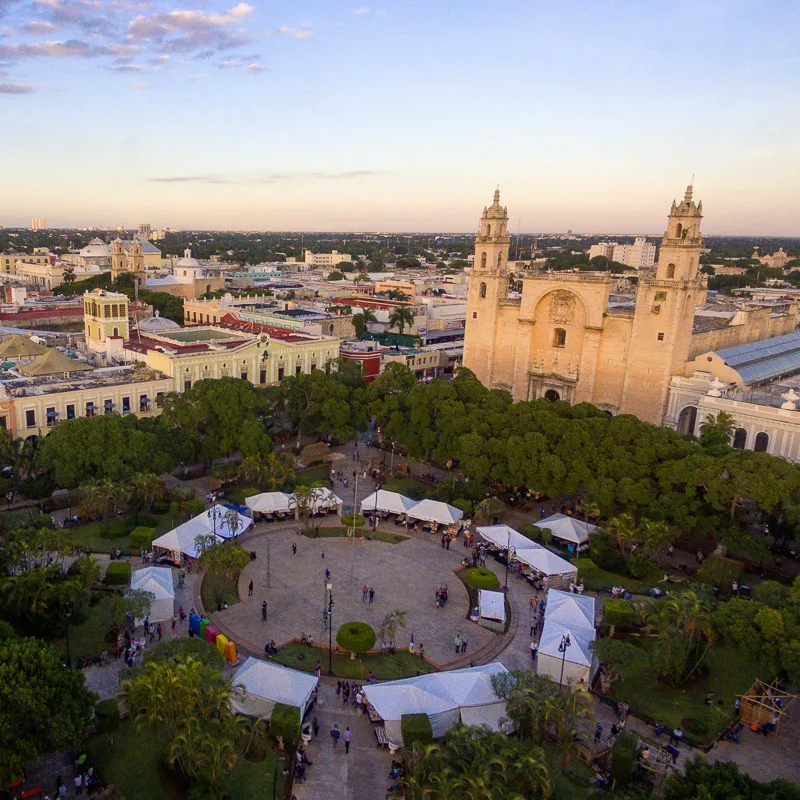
[611,237,656,268]
[588,241,617,261]
[303,250,353,268]
[31,218,46,231]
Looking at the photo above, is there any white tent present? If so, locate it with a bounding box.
[476,524,532,552]
[130,566,174,623]
[205,504,254,540]
[246,492,295,515]
[533,514,597,548]
[536,589,597,686]
[477,525,577,579]
[308,487,343,514]
[151,526,222,561]
[407,499,463,525]
[360,490,416,516]
[478,589,506,623]
[231,657,319,720]
[362,663,509,746]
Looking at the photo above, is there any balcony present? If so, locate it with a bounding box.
[661,237,703,248]
[525,272,613,284]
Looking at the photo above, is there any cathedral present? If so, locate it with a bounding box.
[462,187,707,425]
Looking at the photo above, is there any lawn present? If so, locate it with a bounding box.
[605,642,766,744]
[273,642,436,680]
[53,596,114,661]
[283,465,332,491]
[382,476,429,500]
[301,526,408,545]
[573,558,663,596]
[68,510,180,555]
[201,571,240,609]
[86,720,283,800]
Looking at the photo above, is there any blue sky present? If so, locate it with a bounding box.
[1,0,798,233]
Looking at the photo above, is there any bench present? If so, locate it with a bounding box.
[20,787,42,799]
[375,726,389,747]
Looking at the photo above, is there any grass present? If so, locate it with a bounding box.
[382,475,429,500]
[53,596,113,661]
[301,526,408,544]
[573,558,663,596]
[86,720,283,800]
[282,465,332,491]
[461,567,501,590]
[273,641,437,680]
[68,510,181,555]
[605,642,766,744]
[201,571,241,609]
[225,485,260,506]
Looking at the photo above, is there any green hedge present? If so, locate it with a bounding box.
[152,501,170,514]
[270,702,301,742]
[182,499,205,517]
[94,698,121,732]
[604,598,635,629]
[130,526,156,549]
[336,621,377,653]
[102,519,133,539]
[104,561,131,585]
[401,713,433,748]
[341,513,366,528]
[143,637,226,670]
[696,554,744,591]
[462,567,500,590]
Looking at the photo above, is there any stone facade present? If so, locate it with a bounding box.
[463,187,707,424]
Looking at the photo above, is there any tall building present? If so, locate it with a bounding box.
[137,223,152,240]
[611,237,657,268]
[30,218,46,231]
[588,242,617,260]
[303,250,353,268]
[462,186,706,424]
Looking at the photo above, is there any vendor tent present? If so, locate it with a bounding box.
[476,524,532,552]
[308,487,344,514]
[536,589,597,686]
[130,566,174,623]
[232,657,319,720]
[205,504,253,540]
[533,514,597,548]
[360,490,416,516]
[246,492,295,515]
[151,526,222,561]
[515,547,577,579]
[478,589,506,623]
[362,663,509,746]
[407,499,463,525]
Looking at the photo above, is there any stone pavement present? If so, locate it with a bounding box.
[293,682,393,800]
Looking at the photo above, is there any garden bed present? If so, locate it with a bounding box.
[201,571,241,610]
[272,641,436,680]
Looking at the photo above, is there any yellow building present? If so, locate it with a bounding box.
[83,289,130,352]
[1,248,51,275]
[463,187,708,424]
[375,280,416,299]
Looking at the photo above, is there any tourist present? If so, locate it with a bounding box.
[460,634,468,653]
[248,580,254,596]
[171,617,176,631]
[343,726,352,754]
[362,585,368,602]
[419,643,425,659]
[454,633,461,654]
[331,724,340,747]
[369,587,375,603]
[530,641,537,661]
[261,600,267,621]
[312,717,319,738]
[292,542,297,556]
[156,623,162,640]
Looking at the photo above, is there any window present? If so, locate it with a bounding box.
[192,312,197,322]
[0,416,5,429]
[479,282,487,299]
[296,365,302,376]
[184,380,192,392]
[122,396,131,413]
[112,327,119,337]
[104,399,113,415]
[66,404,75,420]
[754,432,769,452]
[104,305,110,318]
[260,369,267,384]
[310,361,317,371]
[497,252,502,268]
[241,371,248,381]
[553,328,566,348]
[278,367,285,380]
[46,407,57,427]
[666,264,675,279]
[480,252,487,268]
[472,312,478,319]
[733,428,747,449]
[85,403,95,419]
[675,223,683,239]
[486,224,491,237]
[657,332,665,341]
[140,394,150,412]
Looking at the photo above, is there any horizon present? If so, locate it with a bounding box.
[1,1,798,234]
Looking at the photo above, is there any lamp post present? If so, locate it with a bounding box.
[503,528,515,590]
[64,601,73,668]
[558,633,572,691]
[390,441,396,476]
[326,582,334,676]
[207,506,222,537]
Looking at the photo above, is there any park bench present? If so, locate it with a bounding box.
[20,787,42,799]
[375,726,389,747]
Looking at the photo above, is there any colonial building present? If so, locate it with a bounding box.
[145,249,225,299]
[464,187,708,423]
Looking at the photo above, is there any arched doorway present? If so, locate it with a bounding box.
[754,432,769,452]
[544,389,560,402]
[677,406,697,436]
[732,428,747,449]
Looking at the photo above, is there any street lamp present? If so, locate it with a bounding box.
[390,441,396,475]
[503,529,516,590]
[326,582,334,676]
[207,506,222,536]
[64,601,73,668]
[558,633,572,690]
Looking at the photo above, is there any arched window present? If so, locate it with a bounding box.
[675,223,683,239]
[553,328,566,348]
[479,282,487,299]
[544,389,560,402]
[486,224,491,237]
[732,428,747,449]
[112,327,119,337]
[754,432,769,452]
[677,406,697,436]
[480,252,487,268]
[667,263,676,279]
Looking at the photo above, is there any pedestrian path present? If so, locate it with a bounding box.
[293,683,393,800]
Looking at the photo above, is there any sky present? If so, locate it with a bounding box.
[0,0,798,234]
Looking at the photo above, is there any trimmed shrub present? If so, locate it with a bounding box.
[130,526,156,550]
[336,621,377,654]
[519,523,541,542]
[152,501,170,514]
[341,513,366,528]
[604,598,635,629]
[104,561,131,585]
[697,554,744,592]
[270,702,301,742]
[95,698,121,732]
[573,557,600,578]
[133,515,156,528]
[462,567,500,591]
[401,713,433,748]
[143,637,225,670]
[101,519,132,539]
[182,499,205,517]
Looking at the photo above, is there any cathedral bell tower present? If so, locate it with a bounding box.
[110,237,125,282]
[128,236,146,288]
[463,189,513,388]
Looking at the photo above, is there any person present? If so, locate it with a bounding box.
[362,585,368,602]
[261,600,267,621]
[325,568,331,581]
[178,605,186,622]
[171,617,176,631]
[594,723,603,743]
[292,542,297,555]
[343,726,352,754]
[460,634,468,653]
[312,717,319,738]
[331,723,340,747]
[156,623,162,640]
[248,579,254,596]
[530,641,537,661]
[454,633,461,654]
[670,728,683,746]
[419,643,425,659]
[369,587,375,603]
[74,774,83,795]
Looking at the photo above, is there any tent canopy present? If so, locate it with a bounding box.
[308,487,343,513]
[131,566,174,599]
[476,524,532,552]
[205,504,253,539]
[152,525,222,559]
[360,490,416,515]
[538,618,595,666]
[232,657,319,720]
[516,547,577,578]
[544,589,595,631]
[534,514,597,546]
[246,492,294,514]
[478,589,506,623]
[407,499,463,525]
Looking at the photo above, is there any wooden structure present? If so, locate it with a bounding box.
[737,679,796,734]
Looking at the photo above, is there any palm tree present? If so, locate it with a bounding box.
[361,307,377,326]
[603,513,637,559]
[378,609,407,646]
[388,306,415,335]
[699,411,736,445]
[293,484,314,530]
[62,266,76,285]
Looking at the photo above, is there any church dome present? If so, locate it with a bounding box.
[176,247,202,268]
[484,189,508,219]
[137,310,181,333]
[79,238,111,258]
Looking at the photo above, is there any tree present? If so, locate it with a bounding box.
[62,266,76,285]
[388,305,415,335]
[238,452,294,491]
[590,637,650,693]
[326,270,346,281]
[0,637,96,787]
[378,609,407,646]
[352,306,377,338]
[336,621,376,660]
[666,758,800,800]
[699,411,736,448]
[198,541,249,584]
[293,484,315,530]
[108,589,154,631]
[128,472,166,519]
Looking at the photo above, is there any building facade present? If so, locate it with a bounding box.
[612,237,656,268]
[83,289,130,353]
[463,187,707,424]
[304,250,353,268]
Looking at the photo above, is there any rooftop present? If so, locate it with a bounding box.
[1,363,165,397]
[716,331,800,385]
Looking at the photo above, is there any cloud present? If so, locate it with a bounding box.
[247,61,265,72]
[353,7,370,14]
[0,80,35,92]
[22,21,57,35]
[267,24,313,40]
[0,38,138,59]
[217,53,264,71]
[108,60,154,72]
[131,80,149,89]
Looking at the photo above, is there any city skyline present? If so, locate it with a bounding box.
[1,0,798,234]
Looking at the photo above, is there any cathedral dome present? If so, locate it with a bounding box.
[484,189,508,219]
[175,248,202,268]
[79,238,111,258]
